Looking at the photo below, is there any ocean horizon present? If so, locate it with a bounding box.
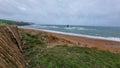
[20,24,120,42]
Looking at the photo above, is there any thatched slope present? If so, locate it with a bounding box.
[0,25,25,68]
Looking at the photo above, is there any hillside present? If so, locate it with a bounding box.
[0,25,25,68]
[0,19,31,26]
[21,29,120,68]
[0,25,120,68]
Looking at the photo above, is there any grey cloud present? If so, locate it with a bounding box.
[0,0,120,26]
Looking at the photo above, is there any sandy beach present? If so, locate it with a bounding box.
[21,28,120,53]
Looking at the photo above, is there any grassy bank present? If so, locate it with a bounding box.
[21,30,120,68]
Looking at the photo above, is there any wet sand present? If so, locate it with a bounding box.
[21,28,120,53]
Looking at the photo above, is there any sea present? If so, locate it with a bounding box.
[20,24,120,42]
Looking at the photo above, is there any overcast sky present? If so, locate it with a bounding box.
[0,0,120,26]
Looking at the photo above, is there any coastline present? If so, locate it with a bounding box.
[20,27,120,53]
[20,27,120,42]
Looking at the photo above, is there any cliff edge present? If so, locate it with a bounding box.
[0,25,25,68]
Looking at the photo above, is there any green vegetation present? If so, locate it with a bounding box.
[0,19,31,25]
[21,31,120,68]
[0,19,16,24]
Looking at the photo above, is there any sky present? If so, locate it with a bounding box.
[0,0,120,26]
